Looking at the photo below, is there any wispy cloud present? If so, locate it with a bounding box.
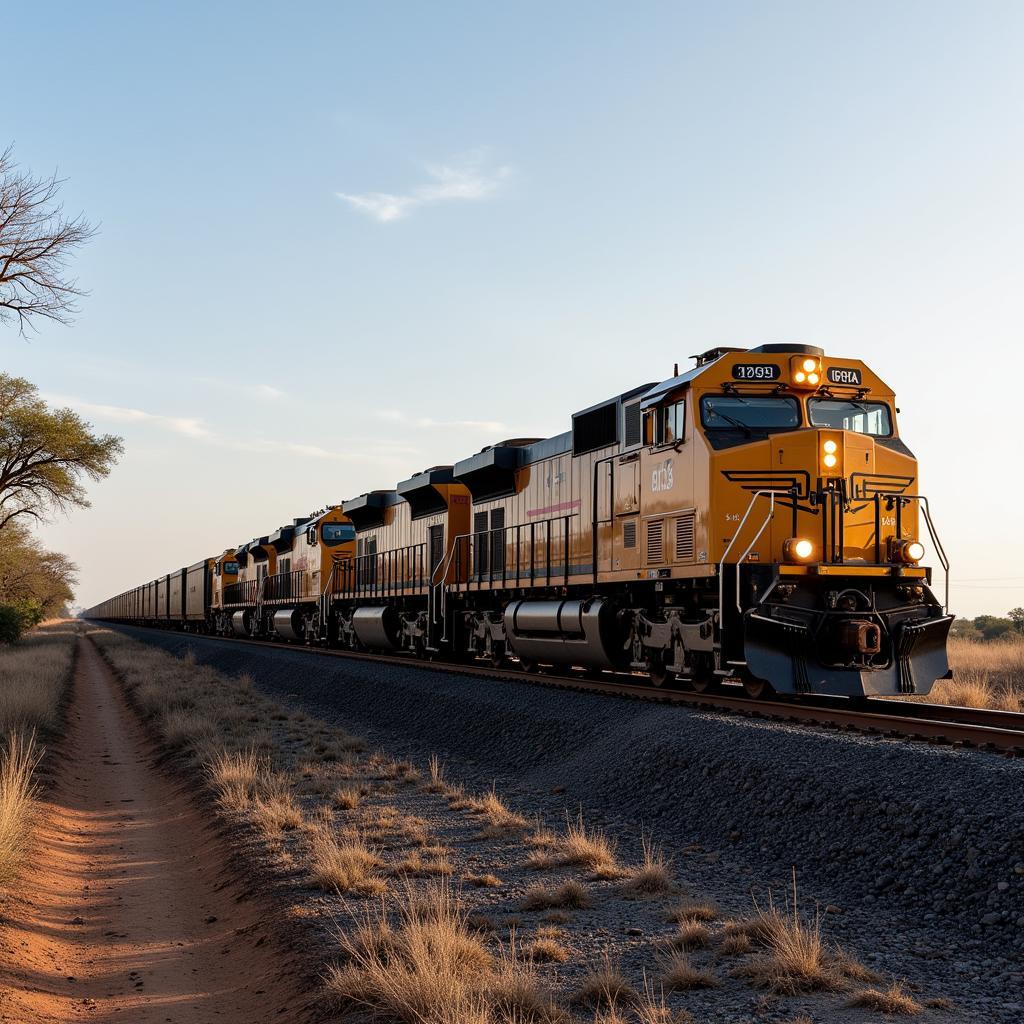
[47,395,210,439]
[196,377,285,401]
[337,151,512,223]
[49,394,415,464]
[377,408,507,434]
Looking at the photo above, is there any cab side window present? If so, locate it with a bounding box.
[656,401,685,444]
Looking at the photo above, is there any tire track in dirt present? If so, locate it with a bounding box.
[0,636,316,1023]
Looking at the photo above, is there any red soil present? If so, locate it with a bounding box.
[0,637,316,1023]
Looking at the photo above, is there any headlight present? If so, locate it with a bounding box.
[823,453,838,468]
[894,539,925,563]
[823,440,838,454]
[783,537,815,562]
[801,358,817,372]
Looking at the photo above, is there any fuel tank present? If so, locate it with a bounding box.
[504,597,627,670]
[352,605,401,650]
[273,608,304,641]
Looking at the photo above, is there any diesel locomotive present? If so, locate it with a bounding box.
[86,344,953,699]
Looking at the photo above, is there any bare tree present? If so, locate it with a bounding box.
[0,145,97,334]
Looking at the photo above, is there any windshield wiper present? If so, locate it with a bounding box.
[713,412,753,436]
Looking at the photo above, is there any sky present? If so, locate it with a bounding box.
[2,0,1023,616]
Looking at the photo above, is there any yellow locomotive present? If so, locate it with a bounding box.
[87,343,952,699]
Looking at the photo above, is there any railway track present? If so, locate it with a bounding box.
[112,624,1024,755]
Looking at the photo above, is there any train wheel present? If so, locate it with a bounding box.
[518,657,537,673]
[740,673,775,700]
[485,637,506,668]
[647,655,675,688]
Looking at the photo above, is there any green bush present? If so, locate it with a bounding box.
[0,605,23,644]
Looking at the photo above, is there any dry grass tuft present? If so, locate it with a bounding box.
[623,836,673,896]
[526,936,569,963]
[327,883,564,1024]
[332,784,363,810]
[847,981,924,1015]
[718,931,752,956]
[572,956,637,1009]
[731,877,843,995]
[663,921,710,951]
[557,812,622,878]
[665,900,718,924]
[0,731,42,888]
[423,753,447,793]
[521,879,590,911]
[310,829,386,895]
[465,788,530,830]
[659,950,718,991]
[393,849,453,877]
[464,872,503,888]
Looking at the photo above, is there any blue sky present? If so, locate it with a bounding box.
[3,0,1023,615]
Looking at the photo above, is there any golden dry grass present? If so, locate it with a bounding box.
[662,921,711,951]
[920,636,1024,711]
[0,730,41,889]
[730,879,855,995]
[526,936,569,963]
[622,836,673,896]
[310,829,386,895]
[521,879,590,911]
[546,812,622,878]
[571,956,637,1009]
[326,882,563,1024]
[423,753,447,793]
[0,622,76,735]
[463,788,530,831]
[847,981,923,1015]
[659,950,718,991]
[464,872,503,888]
[665,900,718,924]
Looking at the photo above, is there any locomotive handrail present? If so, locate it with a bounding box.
[892,494,950,611]
[717,488,796,655]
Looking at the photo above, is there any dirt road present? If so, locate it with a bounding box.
[0,637,314,1023]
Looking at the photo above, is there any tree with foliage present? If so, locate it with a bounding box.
[972,614,1014,641]
[0,373,122,530]
[1,145,96,334]
[0,521,77,640]
[1010,608,1024,634]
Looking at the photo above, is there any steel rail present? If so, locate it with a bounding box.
[103,624,1024,755]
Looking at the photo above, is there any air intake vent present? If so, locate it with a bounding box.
[623,402,641,447]
[573,402,618,455]
[622,520,637,549]
[647,520,664,563]
[674,512,695,561]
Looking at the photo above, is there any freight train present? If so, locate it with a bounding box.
[85,344,953,699]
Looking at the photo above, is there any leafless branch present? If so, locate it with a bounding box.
[0,144,97,335]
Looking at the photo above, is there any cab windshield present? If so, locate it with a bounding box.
[808,399,892,436]
[321,523,356,544]
[222,560,239,575]
[701,395,801,433]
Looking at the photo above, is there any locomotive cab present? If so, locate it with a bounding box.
[638,344,952,698]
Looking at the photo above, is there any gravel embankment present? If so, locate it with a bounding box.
[111,626,1024,1021]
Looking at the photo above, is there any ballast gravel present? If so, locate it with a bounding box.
[113,627,1024,1021]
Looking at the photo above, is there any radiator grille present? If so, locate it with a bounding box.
[674,512,695,561]
[647,519,664,563]
[622,520,637,549]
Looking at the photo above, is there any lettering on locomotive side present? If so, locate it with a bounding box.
[651,458,674,492]
[827,366,862,385]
